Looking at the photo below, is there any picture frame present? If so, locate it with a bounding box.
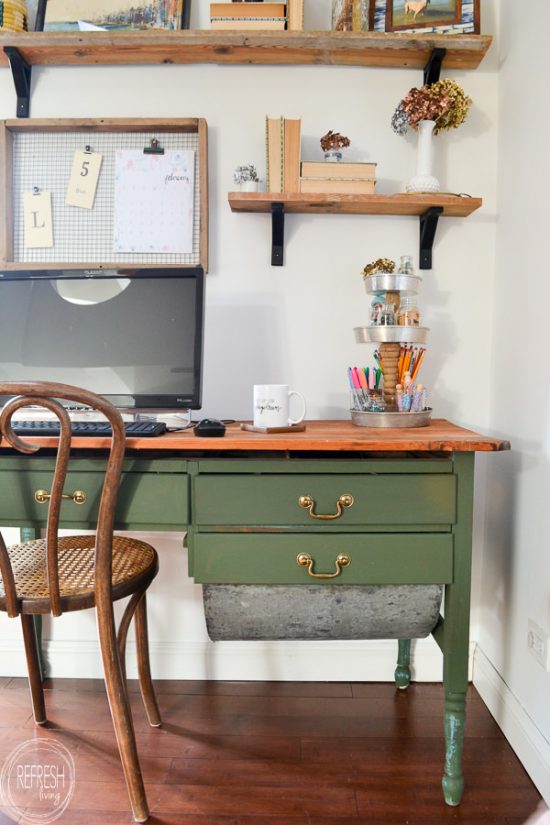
[369,0,480,35]
[35,0,191,32]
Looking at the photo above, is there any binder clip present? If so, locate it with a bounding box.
[144,138,164,155]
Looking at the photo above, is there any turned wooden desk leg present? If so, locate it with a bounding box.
[395,639,411,689]
[20,528,46,681]
[441,453,474,806]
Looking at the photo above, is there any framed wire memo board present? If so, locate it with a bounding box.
[0,118,208,274]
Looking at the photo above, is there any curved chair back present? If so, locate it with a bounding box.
[0,381,126,617]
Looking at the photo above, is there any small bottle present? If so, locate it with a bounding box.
[397,296,421,326]
[397,255,414,275]
[378,302,396,326]
[411,384,425,412]
[395,384,403,412]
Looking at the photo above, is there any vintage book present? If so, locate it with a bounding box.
[211,2,286,16]
[300,160,377,179]
[299,177,376,194]
[283,118,301,193]
[287,0,304,30]
[211,18,286,28]
[266,115,284,193]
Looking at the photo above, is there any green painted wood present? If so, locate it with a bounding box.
[190,533,453,585]
[442,692,466,805]
[196,458,453,474]
[193,474,456,527]
[0,464,189,529]
[0,456,188,473]
[395,639,411,689]
[441,452,475,806]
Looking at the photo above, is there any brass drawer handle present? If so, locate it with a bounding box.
[298,493,354,520]
[296,552,351,579]
[35,489,87,505]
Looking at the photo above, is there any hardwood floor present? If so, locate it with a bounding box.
[0,678,542,824]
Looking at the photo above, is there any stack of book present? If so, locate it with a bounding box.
[299,160,377,194]
[210,2,287,30]
[266,116,302,193]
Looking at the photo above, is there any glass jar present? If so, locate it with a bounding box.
[367,391,385,412]
[397,296,421,326]
[397,255,415,276]
[370,292,385,326]
[378,302,396,326]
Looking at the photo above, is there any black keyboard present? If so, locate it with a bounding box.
[10,420,167,437]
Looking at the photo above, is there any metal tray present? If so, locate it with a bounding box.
[351,409,432,428]
[363,273,422,295]
[354,325,429,344]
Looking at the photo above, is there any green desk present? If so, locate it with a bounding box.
[0,419,508,806]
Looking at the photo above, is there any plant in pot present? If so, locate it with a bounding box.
[320,130,351,162]
[391,79,472,194]
[233,164,260,192]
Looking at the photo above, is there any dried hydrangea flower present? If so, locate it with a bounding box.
[391,103,409,136]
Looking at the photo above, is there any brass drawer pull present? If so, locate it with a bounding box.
[35,489,87,505]
[298,493,353,520]
[296,552,351,579]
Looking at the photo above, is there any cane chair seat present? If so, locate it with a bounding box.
[0,535,158,614]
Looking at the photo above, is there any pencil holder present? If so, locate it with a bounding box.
[0,0,28,31]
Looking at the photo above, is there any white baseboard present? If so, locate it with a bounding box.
[473,645,550,805]
[0,636,476,682]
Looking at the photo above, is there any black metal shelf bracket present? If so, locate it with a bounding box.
[419,206,443,270]
[423,47,446,86]
[4,47,32,118]
[271,203,284,266]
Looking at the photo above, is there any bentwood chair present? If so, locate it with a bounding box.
[0,381,161,823]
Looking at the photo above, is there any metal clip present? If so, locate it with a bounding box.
[144,138,164,155]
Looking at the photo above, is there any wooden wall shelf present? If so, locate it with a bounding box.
[228,192,482,217]
[228,192,483,268]
[0,30,492,70]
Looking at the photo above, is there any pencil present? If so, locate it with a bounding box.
[411,349,426,382]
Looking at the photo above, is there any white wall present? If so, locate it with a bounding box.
[473,0,550,805]
[0,1,500,681]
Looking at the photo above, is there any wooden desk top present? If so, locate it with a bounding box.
[1,419,510,454]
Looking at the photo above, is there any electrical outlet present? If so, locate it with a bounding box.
[527,620,550,671]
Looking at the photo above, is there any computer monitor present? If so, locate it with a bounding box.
[0,268,204,410]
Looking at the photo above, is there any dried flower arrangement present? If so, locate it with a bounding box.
[391,79,472,137]
[233,164,259,185]
[362,258,395,276]
[320,130,351,152]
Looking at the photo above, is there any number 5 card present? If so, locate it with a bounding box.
[66,149,103,209]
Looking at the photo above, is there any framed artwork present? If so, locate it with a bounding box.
[369,0,480,34]
[36,0,191,31]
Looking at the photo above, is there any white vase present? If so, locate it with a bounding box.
[406,119,441,194]
[241,180,259,192]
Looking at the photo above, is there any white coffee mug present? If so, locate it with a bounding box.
[253,384,306,428]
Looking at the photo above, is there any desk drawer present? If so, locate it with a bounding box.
[193,474,455,527]
[0,468,188,529]
[191,533,453,585]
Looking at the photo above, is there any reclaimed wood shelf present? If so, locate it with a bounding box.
[228,192,483,267]
[228,192,482,217]
[0,30,492,70]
